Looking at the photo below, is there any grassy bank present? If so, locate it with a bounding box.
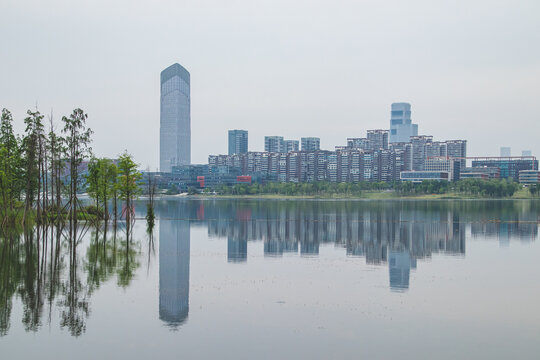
[186,189,540,201]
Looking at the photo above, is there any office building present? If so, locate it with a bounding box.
[472,157,538,181]
[400,171,450,182]
[228,130,248,155]
[519,170,540,185]
[265,136,284,153]
[425,157,461,181]
[160,63,191,172]
[460,167,500,180]
[390,103,418,143]
[301,137,320,151]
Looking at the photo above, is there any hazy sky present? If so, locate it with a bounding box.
[1,0,539,168]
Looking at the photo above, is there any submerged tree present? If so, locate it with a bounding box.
[117,152,142,233]
[87,158,118,221]
[47,113,65,221]
[145,169,157,229]
[22,110,45,224]
[0,109,22,224]
[61,109,93,227]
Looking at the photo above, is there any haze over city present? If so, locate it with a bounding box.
[1,0,539,168]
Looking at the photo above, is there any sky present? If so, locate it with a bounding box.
[1,0,539,168]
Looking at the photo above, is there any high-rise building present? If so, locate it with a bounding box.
[500,147,511,157]
[301,137,320,151]
[265,136,284,153]
[283,139,299,152]
[228,130,248,155]
[522,150,532,157]
[410,135,433,171]
[446,140,467,169]
[160,63,191,172]
[367,129,389,150]
[389,103,418,143]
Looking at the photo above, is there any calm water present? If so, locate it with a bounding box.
[1,199,540,359]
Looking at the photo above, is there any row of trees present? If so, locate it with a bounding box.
[395,179,521,197]
[86,154,142,225]
[0,107,143,228]
[209,179,522,198]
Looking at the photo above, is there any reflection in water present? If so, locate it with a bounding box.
[388,250,416,291]
[159,207,190,328]
[227,221,247,263]
[0,223,141,337]
[155,199,538,292]
[1,199,539,338]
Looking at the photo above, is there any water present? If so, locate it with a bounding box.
[1,199,540,359]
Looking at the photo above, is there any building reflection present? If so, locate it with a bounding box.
[159,217,190,328]
[388,249,416,291]
[153,199,538,297]
[197,200,537,291]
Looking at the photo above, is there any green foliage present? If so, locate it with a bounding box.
[62,108,93,222]
[0,106,138,226]
[117,151,142,202]
[211,179,522,198]
[528,184,539,197]
[0,109,23,220]
[166,186,179,195]
[86,157,118,220]
[22,110,45,213]
[214,181,366,197]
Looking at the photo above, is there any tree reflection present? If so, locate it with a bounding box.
[0,221,141,337]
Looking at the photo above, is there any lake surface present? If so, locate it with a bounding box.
[1,199,540,359]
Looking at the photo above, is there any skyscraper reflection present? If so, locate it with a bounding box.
[388,249,417,291]
[159,219,190,328]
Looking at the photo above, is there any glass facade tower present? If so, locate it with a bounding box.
[389,103,418,143]
[228,129,248,155]
[160,63,191,172]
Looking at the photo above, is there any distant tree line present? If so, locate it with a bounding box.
[0,107,142,228]
[207,178,522,198]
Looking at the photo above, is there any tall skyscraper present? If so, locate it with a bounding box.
[228,130,248,155]
[301,137,321,151]
[160,63,191,173]
[389,103,418,143]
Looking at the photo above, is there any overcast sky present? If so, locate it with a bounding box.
[1,0,539,168]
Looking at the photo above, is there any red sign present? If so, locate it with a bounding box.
[197,176,205,188]
[237,176,251,184]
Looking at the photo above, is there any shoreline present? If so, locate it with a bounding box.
[151,191,540,201]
